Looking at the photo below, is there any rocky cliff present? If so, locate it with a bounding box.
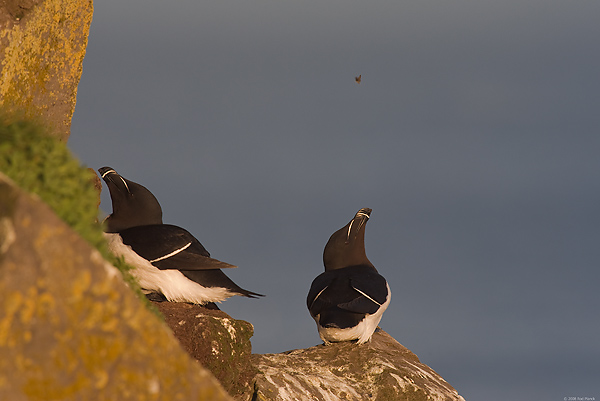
[151,301,257,400]
[145,298,467,401]
[158,302,466,401]
[0,0,93,141]
[0,172,234,401]
[252,330,464,401]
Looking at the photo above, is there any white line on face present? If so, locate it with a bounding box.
[101,169,117,178]
[346,220,355,241]
[119,176,131,194]
[347,212,369,241]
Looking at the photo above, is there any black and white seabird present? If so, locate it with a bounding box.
[307,208,390,344]
[98,166,263,304]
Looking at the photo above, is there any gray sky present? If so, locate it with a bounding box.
[69,1,600,399]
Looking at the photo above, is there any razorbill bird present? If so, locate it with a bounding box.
[307,208,390,344]
[98,167,263,304]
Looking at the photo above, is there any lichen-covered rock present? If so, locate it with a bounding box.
[252,329,465,401]
[0,0,93,141]
[0,173,233,401]
[153,301,257,401]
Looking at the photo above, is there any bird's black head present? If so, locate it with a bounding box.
[323,208,373,271]
[98,167,163,232]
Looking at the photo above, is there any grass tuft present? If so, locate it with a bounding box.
[0,113,158,313]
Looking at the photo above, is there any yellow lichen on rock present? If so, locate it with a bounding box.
[0,173,233,400]
[0,0,93,141]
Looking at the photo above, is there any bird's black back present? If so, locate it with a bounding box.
[307,265,388,329]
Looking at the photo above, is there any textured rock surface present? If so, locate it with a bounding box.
[0,173,233,401]
[152,301,257,400]
[0,0,93,141]
[252,330,465,401]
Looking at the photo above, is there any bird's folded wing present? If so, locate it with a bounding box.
[350,272,388,304]
[119,224,237,270]
[151,253,237,270]
[306,272,334,312]
[336,272,388,314]
[337,295,381,314]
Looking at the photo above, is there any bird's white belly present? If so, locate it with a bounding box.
[104,233,234,304]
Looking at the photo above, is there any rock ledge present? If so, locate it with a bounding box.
[251,329,465,401]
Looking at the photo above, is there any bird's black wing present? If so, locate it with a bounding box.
[118,224,237,270]
[349,271,388,305]
[181,270,264,298]
[306,271,335,316]
[337,269,388,315]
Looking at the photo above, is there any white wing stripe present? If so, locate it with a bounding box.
[150,242,192,263]
[352,286,382,306]
[309,285,329,309]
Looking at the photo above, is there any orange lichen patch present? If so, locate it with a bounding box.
[0,174,233,401]
[0,0,93,141]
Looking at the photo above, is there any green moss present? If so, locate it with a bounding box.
[0,116,98,238]
[0,114,156,313]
